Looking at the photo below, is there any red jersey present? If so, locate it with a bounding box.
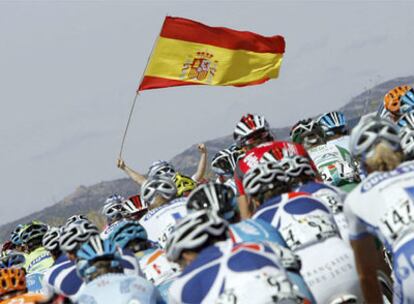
[234,141,309,195]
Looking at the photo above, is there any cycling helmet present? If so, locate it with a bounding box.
[59,220,99,253]
[383,85,411,114]
[278,155,316,179]
[211,146,243,176]
[317,111,348,137]
[76,235,121,282]
[399,126,414,159]
[0,252,26,268]
[10,224,25,246]
[400,88,414,114]
[109,221,148,251]
[141,176,177,206]
[0,242,13,254]
[233,114,272,147]
[20,221,48,245]
[187,183,235,221]
[42,227,62,252]
[397,111,414,129]
[0,268,26,296]
[172,173,197,197]
[102,194,124,222]
[349,115,401,158]
[66,215,88,227]
[147,160,176,178]
[165,210,228,262]
[290,118,325,146]
[243,161,289,197]
[121,195,148,217]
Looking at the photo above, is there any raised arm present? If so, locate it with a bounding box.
[117,158,147,186]
[192,143,207,182]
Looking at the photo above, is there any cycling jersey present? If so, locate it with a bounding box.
[0,293,45,304]
[136,247,180,301]
[101,220,127,240]
[306,138,358,189]
[139,197,188,247]
[234,141,308,196]
[24,247,54,274]
[344,161,414,303]
[41,254,72,299]
[296,181,349,240]
[253,193,362,303]
[75,273,162,304]
[42,251,141,301]
[168,240,307,304]
[229,219,315,303]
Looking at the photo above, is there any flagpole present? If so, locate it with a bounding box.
[118,16,168,159]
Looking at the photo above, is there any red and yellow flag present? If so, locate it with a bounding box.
[138,17,285,91]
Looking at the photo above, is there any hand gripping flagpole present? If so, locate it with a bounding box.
[118,17,167,160]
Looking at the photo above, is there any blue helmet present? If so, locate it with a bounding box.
[0,252,26,268]
[400,89,414,114]
[109,221,148,250]
[10,224,25,246]
[317,111,348,137]
[397,110,414,129]
[76,235,121,281]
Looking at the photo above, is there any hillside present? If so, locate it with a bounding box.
[1,76,414,242]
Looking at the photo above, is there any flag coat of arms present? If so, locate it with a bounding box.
[138,17,285,91]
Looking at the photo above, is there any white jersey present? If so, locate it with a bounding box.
[139,197,188,247]
[344,161,414,251]
[307,137,358,186]
[75,273,161,304]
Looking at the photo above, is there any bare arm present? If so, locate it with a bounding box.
[350,235,383,304]
[117,159,147,186]
[192,143,207,182]
[237,195,251,219]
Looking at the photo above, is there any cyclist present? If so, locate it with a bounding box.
[0,268,45,303]
[211,145,243,194]
[317,111,349,142]
[120,194,148,221]
[186,182,315,303]
[165,210,308,303]
[243,161,363,303]
[292,118,359,190]
[109,220,180,301]
[9,224,28,253]
[139,176,188,247]
[117,143,208,185]
[345,115,414,303]
[382,85,413,122]
[100,194,126,240]
[75,235,161,304]
[232,113,309,219]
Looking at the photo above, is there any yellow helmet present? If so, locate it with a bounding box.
[172,173,197,197]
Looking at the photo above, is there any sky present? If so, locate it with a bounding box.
[1,0,414,223]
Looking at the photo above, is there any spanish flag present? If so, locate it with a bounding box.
[138,17,285,91]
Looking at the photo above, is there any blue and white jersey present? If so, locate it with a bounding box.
[139,197,188,247]
[168,240,305,304]
[228,218,286,245]
[76,273,162,304]
[101,219,128,240]
[253,193,339,251]
[297,181,349,240]
[42,251,141,300]
[344,160,414,252]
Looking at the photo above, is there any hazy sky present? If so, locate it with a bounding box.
[1,0,414,224]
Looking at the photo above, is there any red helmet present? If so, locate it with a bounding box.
[233,114,272,146]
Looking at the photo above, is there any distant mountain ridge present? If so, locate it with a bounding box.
[1,76,414,242]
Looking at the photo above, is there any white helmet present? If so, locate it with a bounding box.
[397,110,414,129]
[399,126,414,158]
[349,115,401,158]
[243,162,289,197]
[211,146,243,176]
[42,226,62,252]
[141,176,177,206]
[59,220,99,252]
[66,215,88,227]
[147,160,176,178]
[165,210,228,262]
[102,194,124,221]
[277,155,316,179]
